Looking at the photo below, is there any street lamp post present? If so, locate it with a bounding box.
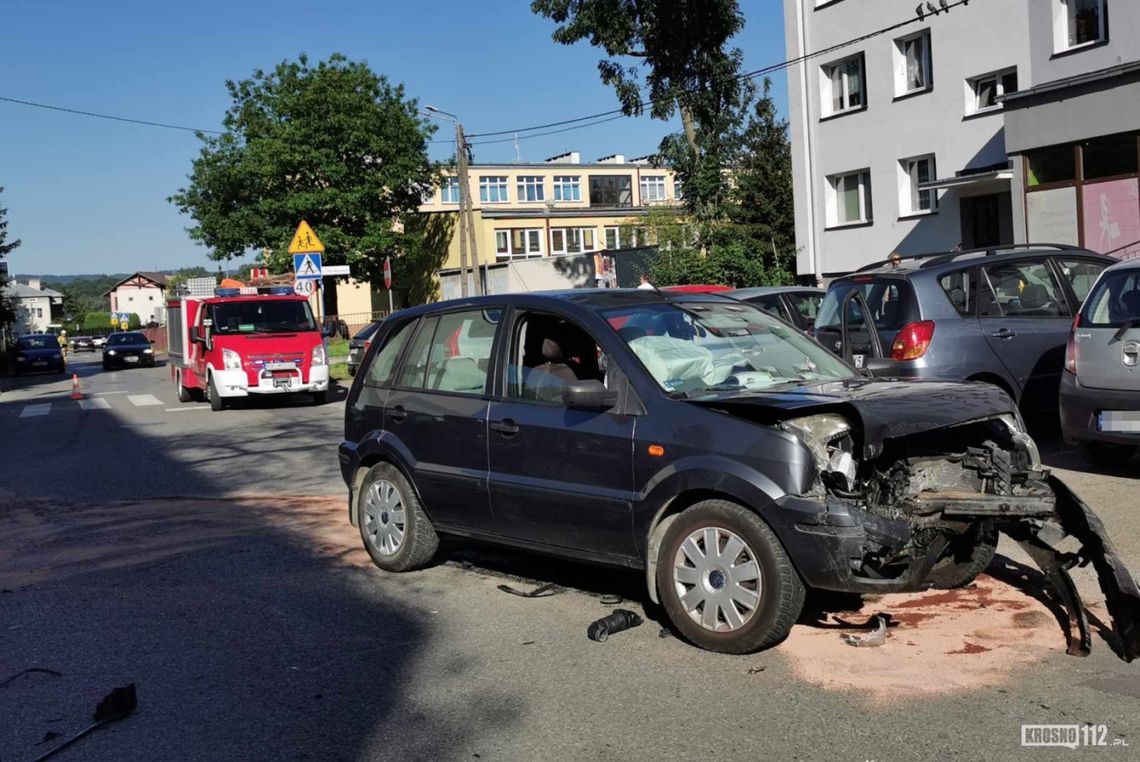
[425,105,483,297]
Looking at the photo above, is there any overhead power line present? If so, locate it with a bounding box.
[466,0,972,139]
[0,95,224,135]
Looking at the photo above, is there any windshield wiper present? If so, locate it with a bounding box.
[1110,318,1140,343]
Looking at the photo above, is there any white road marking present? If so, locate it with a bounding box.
[164,407,207,413]
[19,404,51,418]
[93,391,131,396]
[78,398,112,411]
[128,394,163,407]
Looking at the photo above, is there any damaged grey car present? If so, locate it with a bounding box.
[340,291,1140,660]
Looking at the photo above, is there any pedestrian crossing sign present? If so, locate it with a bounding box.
[293,253,323,280]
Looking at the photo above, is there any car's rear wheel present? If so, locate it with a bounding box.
[176,371,193,403]
[927,520,998,589]
[207,374,225,411]
[1079,442,1137,469]
[657,500,805,654]
[356,462,438,572]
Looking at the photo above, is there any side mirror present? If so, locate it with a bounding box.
[562,379,619,411]
[861,357,898,376]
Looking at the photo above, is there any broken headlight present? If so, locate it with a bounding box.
[780,413,857,491]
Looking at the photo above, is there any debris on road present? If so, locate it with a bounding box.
[0,667,62,689]
[33,683,137,761]
[840,614,890,647]
[497,581,560,598]
[587,609,643,642]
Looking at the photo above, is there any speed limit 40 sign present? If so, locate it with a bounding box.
[293,280,316,296]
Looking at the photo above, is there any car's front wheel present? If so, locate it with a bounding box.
[657,500,805,654]
[927,520,998,589]
[356,462,438,572]
[207,374,225,411]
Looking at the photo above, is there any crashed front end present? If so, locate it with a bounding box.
[696,383,1140,662]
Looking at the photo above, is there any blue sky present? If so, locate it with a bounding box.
[1,0,787,276]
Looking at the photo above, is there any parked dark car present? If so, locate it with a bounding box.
[71,336,95,352]
[347,320,383,377]
[1061,258,1140,467]
[726,286,824,332]
[102,332,155,370]
[814,244,1115,411]
[13,334,66,375]
[339,291,1139,658]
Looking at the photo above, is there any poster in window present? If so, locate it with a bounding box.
[1027,186,1079,246]
[1081,177,1140,261]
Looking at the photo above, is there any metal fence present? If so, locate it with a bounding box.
[323,311,389,340]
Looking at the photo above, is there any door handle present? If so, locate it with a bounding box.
[490,418,520,436]
[990,328,1016,340]
[386,405,408,422]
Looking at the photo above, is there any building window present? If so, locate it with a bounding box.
[894,31,932,96]
[516,176,545,202]
[553,176,581,201]
[1082,134,1139,180]
[821,54,865,117]
[441,177,462,204]
[899,155,938,215]
[35,307,43,318]
[640,175,667,202]
[479,176,509,203]
[968,68,1018,114]
[1055,0,1107,50]
[495,228,544,261]
[1027,145,1076,187]
[603,226,640,250]
[550,227,599,255]
[673,179,683,199]
[826,169,873,227]
[588,175,633,207]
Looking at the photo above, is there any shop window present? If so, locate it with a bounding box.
[1082,134,1139,181]
[1026,146,1075,187]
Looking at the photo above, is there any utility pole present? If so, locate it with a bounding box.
[428,106,483,297]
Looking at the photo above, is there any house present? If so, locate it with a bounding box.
[783,0,1030,279]
[417,152,681,295]
[105,272,168,325]
[2,278,64,337]
[1003,1,1140,261]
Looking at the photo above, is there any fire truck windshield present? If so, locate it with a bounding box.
[210,300,317,335]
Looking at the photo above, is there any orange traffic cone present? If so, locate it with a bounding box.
[70,374,84,400]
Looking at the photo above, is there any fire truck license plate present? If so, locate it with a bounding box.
[265,362,295,371]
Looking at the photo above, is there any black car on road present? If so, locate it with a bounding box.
[102,332,156,370]
[339,291,1140,658]
[13,334,66,375]
[347,320,383,377]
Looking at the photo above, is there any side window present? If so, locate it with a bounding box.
[751,295,784,319]
[365,320,416,387]
[939,269,976,316]
[395,316,439,389]
[507,311,604,404]
[786,293,821,322]
[423,309,501,394]
[980,260,1069,318]
[1056,259,1106,305]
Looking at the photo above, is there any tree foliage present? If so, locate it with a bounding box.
[0,187,21,328]
[169,54,439,290]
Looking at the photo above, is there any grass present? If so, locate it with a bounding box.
[329,361,351,382]
[327,337,350,359]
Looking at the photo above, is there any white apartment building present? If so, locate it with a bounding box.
[784,0,1031,279]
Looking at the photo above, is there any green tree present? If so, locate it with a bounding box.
[0,187,21,329]
[169,53,439,293]
[531,0,748,226]
[82,311,112,332]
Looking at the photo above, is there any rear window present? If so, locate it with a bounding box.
[1083,269,1140,327]
[17,336,57,350]
[354,321,382,341]
[816,279,912,331]
[785,292,821,322]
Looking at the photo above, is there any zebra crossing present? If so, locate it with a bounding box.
[13,393,172,418]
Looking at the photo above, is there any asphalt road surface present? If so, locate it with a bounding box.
[1,355,1138,761]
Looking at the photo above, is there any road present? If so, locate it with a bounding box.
[1,355,1137,761]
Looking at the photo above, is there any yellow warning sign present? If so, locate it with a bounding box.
[288,220,325,254]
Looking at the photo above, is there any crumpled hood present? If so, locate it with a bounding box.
[686,379,1017,456]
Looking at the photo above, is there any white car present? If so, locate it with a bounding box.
[92,336,108,348]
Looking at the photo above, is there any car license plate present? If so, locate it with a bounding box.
[272,377,293,389]
[265,362,295,371]
[1098,411,1140,433]
[33,360,47,366]
[125,356,139,363]
[852,354,865,369]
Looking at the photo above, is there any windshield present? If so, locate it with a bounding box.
[1083,268,1140,327]
[209,299,316,334]
[605,301,854,394]
[108,333,149,345]
[817,279,910,331]
[17,336,57,350]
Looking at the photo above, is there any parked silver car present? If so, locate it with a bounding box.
[1061,258,1140,467]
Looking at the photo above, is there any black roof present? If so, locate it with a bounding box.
[851,243,1112,277]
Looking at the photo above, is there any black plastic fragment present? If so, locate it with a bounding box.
[497,582,559,598]
[587,609,643,642]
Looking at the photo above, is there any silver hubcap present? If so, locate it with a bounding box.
[363,479,406,556]
[673,527,762,632]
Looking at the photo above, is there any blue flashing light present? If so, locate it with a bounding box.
[214,288,241,297]
[268,286,294,295]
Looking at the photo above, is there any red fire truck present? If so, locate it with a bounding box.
[167,286,330,411]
